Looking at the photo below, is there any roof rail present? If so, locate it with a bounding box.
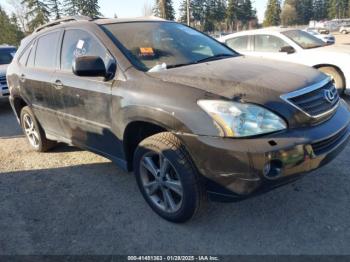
[34,15,92,33]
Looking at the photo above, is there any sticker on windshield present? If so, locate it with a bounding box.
[139,47,155,57]
[76,40,85,49]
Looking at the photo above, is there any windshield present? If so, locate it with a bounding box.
[282,30,326,49]
[0,49,16,65]
[102,22,237,71]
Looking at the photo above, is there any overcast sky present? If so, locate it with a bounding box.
[0,0,268,22]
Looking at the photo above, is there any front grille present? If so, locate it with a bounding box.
[281,78,340,118]
[311,127,348,155]
[0,76,6,86]
[0,75,9,96]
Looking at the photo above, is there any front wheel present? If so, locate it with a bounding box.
[134,132,206,223]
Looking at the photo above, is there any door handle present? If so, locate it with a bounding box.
[53,80,63,90]
[20,74,26,83]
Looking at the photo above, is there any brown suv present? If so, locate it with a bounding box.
[7,16,350,222]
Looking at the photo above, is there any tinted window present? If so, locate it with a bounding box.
[0,49,16,65]
[102,22,237,71]
[35,31,60,69]
[226,36,249,52]
[254,35,288,52]
[61,29,111,71]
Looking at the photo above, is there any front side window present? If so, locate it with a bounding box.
[102,22,237,71]
[254,35,289,52]
[61,29,112,72]
[35,31,60,69]
[0,48,16,65]
[226,36,249,52]
[282,30,325,49]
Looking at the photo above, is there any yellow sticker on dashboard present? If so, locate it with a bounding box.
[140,47,155,56]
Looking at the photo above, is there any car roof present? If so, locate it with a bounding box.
[94,16,167,25]
[220,27,298,39]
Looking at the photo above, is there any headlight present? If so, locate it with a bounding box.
[198,100,287,137]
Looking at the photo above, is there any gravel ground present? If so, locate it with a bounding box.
[1,34,350,256]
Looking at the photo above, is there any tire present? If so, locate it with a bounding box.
[134,132,206,223]
[20,106,56,152]
[341,30,348,34]
[318,66,345,95]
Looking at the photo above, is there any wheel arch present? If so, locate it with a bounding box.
[313,64,346,89]
[123,120,169,171]
[12,96,28,121]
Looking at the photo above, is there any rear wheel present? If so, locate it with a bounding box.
[318,66,345,95]
[341,30,348,34]
[134,132,206,223]
[20,106,56,152]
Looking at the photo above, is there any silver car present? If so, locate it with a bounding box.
[340,25,350,34]
[0,45,17,97]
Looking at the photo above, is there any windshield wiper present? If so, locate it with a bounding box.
[166,62,197,69]
[195,54,235,63]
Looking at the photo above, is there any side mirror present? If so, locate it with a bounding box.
[73,56,107,78]
[279,46,295,54]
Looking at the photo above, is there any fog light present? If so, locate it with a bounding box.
[263,160,283,179]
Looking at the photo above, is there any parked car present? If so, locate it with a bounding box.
[304,30,335,45]
[7,17,350,223]
[219,28,350,94]
[339,25,350,34]
[306,27,330,35]
[0,45,16,98]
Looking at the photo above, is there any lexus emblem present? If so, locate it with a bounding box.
[324,88,337,103]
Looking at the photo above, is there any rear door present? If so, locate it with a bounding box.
[53,28,120,157]
[19,30,64,135]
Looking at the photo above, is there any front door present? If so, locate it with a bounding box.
[53,28,122,159]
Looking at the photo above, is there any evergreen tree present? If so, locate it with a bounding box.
[63,0,79,16]
[47,0,61,19]
[263,0,281,27]
[312,0,329,20]
[78,0,101,17]
[21,0,50,31]
[153,0,175,20]
[0,6,24,45]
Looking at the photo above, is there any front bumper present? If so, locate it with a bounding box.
[178,100,350,197]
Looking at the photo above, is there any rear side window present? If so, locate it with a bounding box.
[61,29,111,71]
[254,35,288,52]
[19,45,32,66]
[226,36,249,52]
[35,31,60,69]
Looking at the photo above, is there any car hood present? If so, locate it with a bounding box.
[148,56,325,103]
[0,65,8,76]
[310,44,350,54]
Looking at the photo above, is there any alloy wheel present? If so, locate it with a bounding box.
[140,152,183,213]
[23,114,40,148]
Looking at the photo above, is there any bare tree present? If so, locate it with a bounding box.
[7,0,30,32]
[142,0,153,16]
